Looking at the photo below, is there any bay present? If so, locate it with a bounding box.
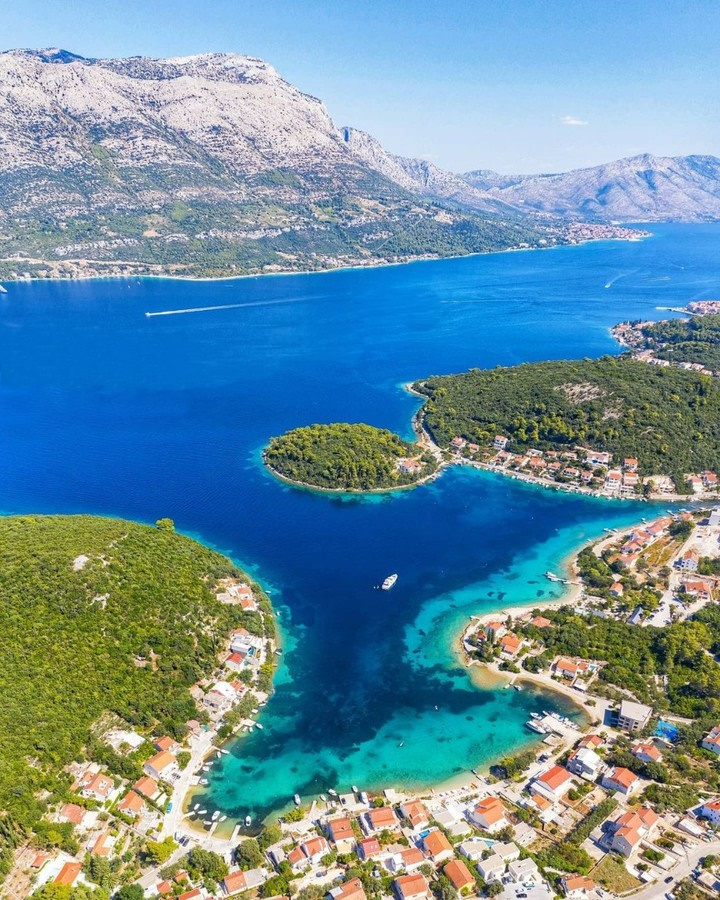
[0,223,716,823]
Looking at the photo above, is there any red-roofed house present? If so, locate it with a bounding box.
[500,633,522,658]
[469,796,508,832]
[329,878,367,900]
[59,803,87,826]
[700,799,720,826]
[365,806,399,833]
[117,790,144,817]
[133,775,161,800]
[301,835,330,865]
[531,765,573,801]
[54,861,82,887]
[633,741,662,763]
[530,616,552,628]
[560,875,596,899]
[394,873,431,900]
[358,837,382,860]
[399,800,430,831]
[75,771,114,801]
[602,766,639,796]
[153,736,179,753]
[421,829,453,864]
[444,859,475,893]
[608,807,658,856]
[326,817,355,852]
[144,750,178,781]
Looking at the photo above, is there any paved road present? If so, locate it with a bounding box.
[628,838,720,900]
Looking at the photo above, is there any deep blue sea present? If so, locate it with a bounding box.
[1,223,718,826]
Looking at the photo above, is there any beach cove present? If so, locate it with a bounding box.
[0,223,716,827]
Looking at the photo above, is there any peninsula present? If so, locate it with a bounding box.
[0,515,277,898]
[263,422,439,492]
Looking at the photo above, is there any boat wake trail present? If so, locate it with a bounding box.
[145,297,306,317]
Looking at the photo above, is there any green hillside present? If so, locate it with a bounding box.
[0,515,271,875]
[264,423,438,491]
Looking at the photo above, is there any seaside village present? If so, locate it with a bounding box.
[12,511,720,900]
[447,437,720,502]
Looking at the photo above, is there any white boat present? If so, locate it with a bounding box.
[198,809,208,815]
[218,747,229,755]
[544,571,560,582]
[193,803,200,810]
[525,720,548,734]
[212,811,220,821]
[319,794,327,802]
[514,684,522,691]
[199,779,208,785]
[328,788,338,797]
[381,573,398,590]
[255,722,264,730]
[220,815,227,822]
[294,794,301,805]
[352,785,359,793]
[245,815,252,827]
[0,286,7,294]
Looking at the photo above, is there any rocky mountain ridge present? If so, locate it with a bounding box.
[463,154,720,221]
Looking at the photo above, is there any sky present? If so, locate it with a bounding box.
[4,0,719,174]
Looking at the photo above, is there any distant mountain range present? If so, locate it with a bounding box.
[462,154,720,222]
[0,49,713,281]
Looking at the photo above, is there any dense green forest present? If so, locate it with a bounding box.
[632,314,720,371]
[0,515,270,876]
[414,356,720,483]
[520,605,720,718]
[264,423,437,491]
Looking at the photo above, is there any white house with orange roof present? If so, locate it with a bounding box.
[702,726,720,755]
[560,875,596,899]
[566,747,603,780]
[74,771,115,802]
[300,835,329,866]
[633,741,663,763]
[468,796,508,832]
[607,806,658,856]
[394,873,431,900]
[399,800,429,831]
[326,816,355,852]
[531,765,573,802]
[364,806,399,834]
[699,799,720,826]
[143,750,178,781]
[602,766,639,796]
[499,633,523,658]
[329,878,367,900]
[421,829,453,864]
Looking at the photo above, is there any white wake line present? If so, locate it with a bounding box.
[145,297,306,317]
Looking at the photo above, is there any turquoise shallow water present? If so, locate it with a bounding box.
[0,223,717,824]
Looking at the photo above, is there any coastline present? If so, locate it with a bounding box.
[262,456,447,496]
[0,227,651,288]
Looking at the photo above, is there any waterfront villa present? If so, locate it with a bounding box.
[399,800,430,830]
[365,806,399,833]
[143,750,178,781]
[566,747,603,780]
[327,817,355,852]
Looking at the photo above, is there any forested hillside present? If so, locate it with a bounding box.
[632,314,720,370]
[0,515,269,876]
[414,356,720,484]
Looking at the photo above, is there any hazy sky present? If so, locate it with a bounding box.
[4,0,719,173]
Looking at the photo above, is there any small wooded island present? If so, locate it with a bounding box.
[264,423,438,492]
